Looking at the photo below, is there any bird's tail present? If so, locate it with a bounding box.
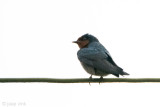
[119,67,129,76]
[113,67,129,77]
[120,71,129,76]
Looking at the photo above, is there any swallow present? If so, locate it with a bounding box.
[73,34,129,83]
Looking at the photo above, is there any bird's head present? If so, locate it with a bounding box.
[73,33,99,48]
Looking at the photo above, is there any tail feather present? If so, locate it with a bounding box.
[121,71,129,75]
[112,67,129,77]
[120,68,129,76]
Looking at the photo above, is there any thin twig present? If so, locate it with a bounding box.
[0,78,160,83]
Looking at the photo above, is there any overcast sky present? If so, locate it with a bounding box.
[0,0,160,107]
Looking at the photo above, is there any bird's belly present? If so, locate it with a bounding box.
[80,63,109,76]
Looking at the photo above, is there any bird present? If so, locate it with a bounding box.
[73,33,129,83]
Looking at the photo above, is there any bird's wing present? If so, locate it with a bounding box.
[88,42,118,66]
[78,48,121,76]
[105,52,118,66]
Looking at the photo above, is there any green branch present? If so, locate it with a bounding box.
[0,78,160,83]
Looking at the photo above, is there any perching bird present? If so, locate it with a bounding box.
[73,34,129,82]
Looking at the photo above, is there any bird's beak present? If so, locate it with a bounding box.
[72,41,80,43]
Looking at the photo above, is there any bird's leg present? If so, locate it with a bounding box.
[89,75,92,85]
[99,76,103,84]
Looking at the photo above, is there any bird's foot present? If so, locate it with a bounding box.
[89,75,92,85]
[99,76,103,84]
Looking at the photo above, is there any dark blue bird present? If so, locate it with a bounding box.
[73,34,129,81]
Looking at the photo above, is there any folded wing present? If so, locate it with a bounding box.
[78,48,129,77]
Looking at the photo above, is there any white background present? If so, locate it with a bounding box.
[0,0,160,107]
